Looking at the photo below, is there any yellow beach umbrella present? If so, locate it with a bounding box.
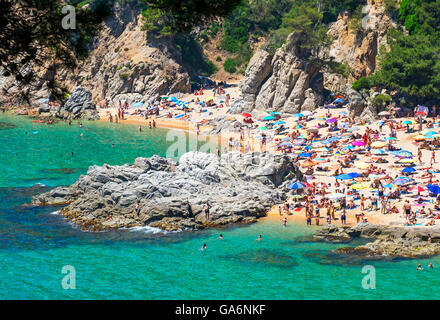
[274,135,287,139]
[413,135,426,141]
[400,158,416,163]
[350,183,369,190]
[371,141,386,148]
[353,162,369,169]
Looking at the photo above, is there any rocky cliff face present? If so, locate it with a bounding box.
[233,0,396,120]
[0,2,191,108]
[230,36,323,115]
[32,151,303,232]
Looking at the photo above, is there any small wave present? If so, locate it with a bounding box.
[126,226,166,234]
[50,210,59,215]
[34,183,47,187]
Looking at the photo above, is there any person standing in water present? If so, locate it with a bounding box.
[256,235,262,241]
[219,234,223,240]
[282,217,287,227]
[201,244,206,251]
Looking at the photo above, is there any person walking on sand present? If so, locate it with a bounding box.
[418,148,423,165]
[431,150,436,166]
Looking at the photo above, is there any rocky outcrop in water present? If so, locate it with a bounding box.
[315,223,440,258]
[33,151,303,232]
[37,86,99,120]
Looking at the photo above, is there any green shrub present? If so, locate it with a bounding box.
[119,72,131,81]
[216,56,222,62]
[223,58,239,73]
[352,77,372,91]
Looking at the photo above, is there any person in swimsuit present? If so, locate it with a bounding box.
[219,234,223,240]
[201,244,207,250]
[256,235,262,241]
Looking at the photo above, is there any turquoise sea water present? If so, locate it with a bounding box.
[1,113,440,299]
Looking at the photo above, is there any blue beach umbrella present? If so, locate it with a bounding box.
[427,184,440,195]
[403,120,412,125]
[288,181,307,190]
[371,149,385,155]
[269,112,281,115]
[304,145,313,151]
[298,152,313,158]
[393,176,412,185]
[402,167,416,173]
[293,113,304,118]
[263,116,275,121]
[132,102,144,107]
[333,98,345,103]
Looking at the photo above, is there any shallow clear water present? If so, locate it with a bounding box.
[1,113,440,299]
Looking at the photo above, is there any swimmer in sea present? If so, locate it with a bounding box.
[219,234,223,240]
[201,243,207,250]
[429,262,434,268]
[282,217,287,227]
[417,264,423,270]
[138,125,142,132]
[112,144,115,147]
[256,235,262,241]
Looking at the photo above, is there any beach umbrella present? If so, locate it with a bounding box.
[288,181,307,190]
[371,141,386,148]
[416,111,427,116]
[343,145,355,150]
[427,184,440,195]
[384,137,397,141]
[352,140,365,147]
[263,116,275,121]
[274,121,286,125]
[293,113,304,118]
[339,111,348,115]
[384,183,395,189]
[298,152,313,158]
[402,167,416,173]
[334,150,345,156]
[378,111,391,116]
[131,101,144,107]
[371,149,385,155]
[281,137,292,142]
[403,120,412,125]
[350,183,369,190]
[279,142,293,147]
[328,136,340,142]
[269,112,281,115]
[393,176,411,185]
[354,162,370,169]
[336,173,358,180]
[413,135,425,141]
[392,150,413,157]
[333,98,345,103]
[302,160,317,167]
[315,147,330,152]
[242,113,252,118]
[399,158,416,163]
[326,118,338,123]
[258,127,268,131]
[410,185,425,193]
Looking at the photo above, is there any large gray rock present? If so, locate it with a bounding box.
[57,86,98,120]
[234,37,323,115]
[33,151,304,232]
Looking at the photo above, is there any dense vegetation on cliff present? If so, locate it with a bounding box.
[353,0,440,104]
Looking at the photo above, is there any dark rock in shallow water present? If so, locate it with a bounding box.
[33,151,303,232]
[56,87,99,120]
[314,222,440,258]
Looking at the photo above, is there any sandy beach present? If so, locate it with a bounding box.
[96,80,440,229]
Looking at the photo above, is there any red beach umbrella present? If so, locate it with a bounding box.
[242,113,252,118]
